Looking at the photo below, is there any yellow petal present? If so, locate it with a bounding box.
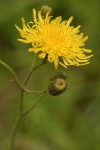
[54,60,58,69]
[33,9,37,24]
[38,53,46,58]
[66,16,73,26]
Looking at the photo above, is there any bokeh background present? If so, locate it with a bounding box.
[0,0,100,150]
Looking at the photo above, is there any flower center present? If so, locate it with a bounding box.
[39,25,66,50]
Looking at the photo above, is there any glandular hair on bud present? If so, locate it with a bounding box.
[48,77,67,96]
[40,5,52,15]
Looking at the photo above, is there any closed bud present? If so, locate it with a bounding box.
[50,71,67,81]
[40,5,52,15]
[48,74,67,96]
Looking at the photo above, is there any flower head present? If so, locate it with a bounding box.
[15,9,93,69]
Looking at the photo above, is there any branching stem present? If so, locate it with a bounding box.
[23,94,45,116]
[10,57,47,150]
[0,60,47,94]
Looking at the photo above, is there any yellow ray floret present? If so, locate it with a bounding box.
[15,9,93,69]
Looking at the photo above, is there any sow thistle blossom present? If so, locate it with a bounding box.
[15,9,93,69]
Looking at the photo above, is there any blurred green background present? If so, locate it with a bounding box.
[0,0,100,150]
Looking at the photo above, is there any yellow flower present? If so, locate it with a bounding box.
[15,9,93,69]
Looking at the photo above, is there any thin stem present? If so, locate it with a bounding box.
[11,91,24,150]
[0,60,22,89]
[23,56,47,85]
[0,60,47,94]
[23,88,47,94]
[23,94,45,116]
[11,57,47,150]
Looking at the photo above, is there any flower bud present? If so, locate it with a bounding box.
[50,71,67,81]
[48,74,67,96]
[40,5,52,15]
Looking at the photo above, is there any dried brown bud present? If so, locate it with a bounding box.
[40,5,52,15]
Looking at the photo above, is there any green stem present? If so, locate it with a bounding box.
[0,59,47,150]
[23,56,47,85]
[0,60,47,94]
[11,91,24,150]
[25,89,48,94]
[11,57,47,150]
[0,60,22,89]
[23,94,45,116]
